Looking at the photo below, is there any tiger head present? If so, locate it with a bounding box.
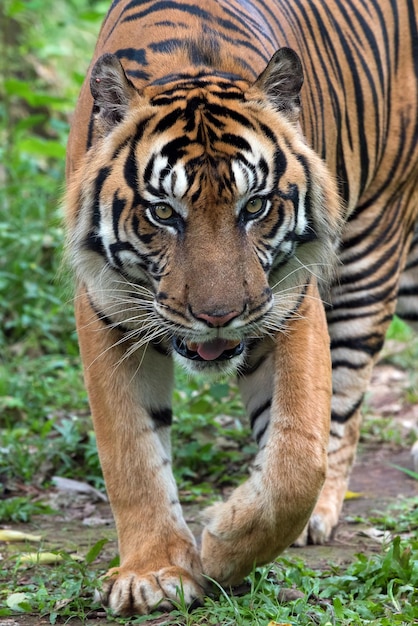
[66,49,342,375]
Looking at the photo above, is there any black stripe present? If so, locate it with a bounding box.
[221,133,251,152]
[250,399,271,430]
[255,422,269,445]
[151,70,244,90]
[331,396,363,424]
[222,1,275,44]
[339,250,401,293]
[398,286,418,297]
[331,333,385,358]
[331,285,397,310]
[116,46,148,65]
[84,166,111,255]
[150,407,173,427]
[340,213,402,278]
[126,69,151,80]
[206,102,255,129]
[86,109,94,151]
[154,107,183,133]
[397,312,418,322]
[328,309,387,324]
[123,1,211,25]
[258,121,277,146]
[122,117,153,211]
[161,136,192,164]
[111,191,126,241]
[331,359,367,371]
[86,290,130,333]
[108,239,144,269]
[404,256,418,271]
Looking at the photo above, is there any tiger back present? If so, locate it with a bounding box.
[65,0,418,616]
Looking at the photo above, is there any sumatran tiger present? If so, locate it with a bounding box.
[65,0,418,616]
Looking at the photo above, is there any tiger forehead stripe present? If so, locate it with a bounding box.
[231,161,252,197]
[150,73,247,95]
[160,164,189,201]
[230,132,275,195]
[143,153,189,204]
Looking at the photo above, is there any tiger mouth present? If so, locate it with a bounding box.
[172,337,244,362]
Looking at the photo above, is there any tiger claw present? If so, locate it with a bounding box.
[95,566,204,616]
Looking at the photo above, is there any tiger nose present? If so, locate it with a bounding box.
[192,309,241,327]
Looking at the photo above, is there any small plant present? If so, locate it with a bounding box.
[391,464,418,481]
[172,371,256,498]
[1,539,108,623]
[0,497,54,523]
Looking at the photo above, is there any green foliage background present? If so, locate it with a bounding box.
[1,0,106,351]
[0,0,108,488]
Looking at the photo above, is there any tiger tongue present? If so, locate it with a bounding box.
[190,339,236,361]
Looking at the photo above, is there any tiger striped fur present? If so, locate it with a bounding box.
[65,0,418,615]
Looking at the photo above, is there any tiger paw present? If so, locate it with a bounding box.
[200,499,265,586]
[96,565,204,616]
[200,496,298,586]
[293,511,335,546]
[294,480,345,546]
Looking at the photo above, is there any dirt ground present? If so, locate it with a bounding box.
[1,358,417,626]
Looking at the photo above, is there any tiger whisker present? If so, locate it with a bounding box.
[85,318,167,372]
[293,256,332,282]
[270,261,333,291]
[78,306,155,332]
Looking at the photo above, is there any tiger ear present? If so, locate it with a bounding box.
[252,47,303,122]
[90,53,139,136]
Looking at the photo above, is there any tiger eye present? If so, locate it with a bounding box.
[245,197,264,214]
[153,204,174,221]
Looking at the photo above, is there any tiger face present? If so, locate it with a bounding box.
[67,50,340,375]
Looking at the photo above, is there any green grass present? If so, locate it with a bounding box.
[1,522,417,624]
[172,373,255,498]
[2,542,106,624]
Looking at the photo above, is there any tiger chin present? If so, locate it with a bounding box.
[64,0,346,618]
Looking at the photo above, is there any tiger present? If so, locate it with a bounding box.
[65,0,418,616]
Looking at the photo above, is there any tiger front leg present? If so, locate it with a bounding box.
[295,408,363,546]
[201,283,331,585]
[76,292,204,616]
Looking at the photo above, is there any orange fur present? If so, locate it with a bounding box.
[65,0,417,615]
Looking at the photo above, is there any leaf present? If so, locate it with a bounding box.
[17,137,66,159]
[84,538,108,565]
[6,592,30,612]
[390,463,418,481]
[0,529,42,542]
[333,595,344,619]
[344,490,364,500]
[4,78,61,106]
[19,552,83,565]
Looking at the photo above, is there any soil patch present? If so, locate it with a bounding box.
[290,445,417,569]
